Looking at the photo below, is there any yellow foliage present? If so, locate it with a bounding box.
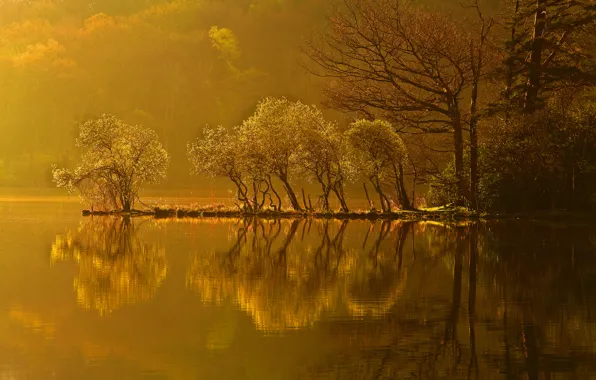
[12,38,65,67]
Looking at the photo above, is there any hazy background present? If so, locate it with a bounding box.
[0,0,500,194]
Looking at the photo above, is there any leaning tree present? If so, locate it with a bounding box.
[52,114,170,211]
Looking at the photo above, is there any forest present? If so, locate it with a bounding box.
[2,0,596,213]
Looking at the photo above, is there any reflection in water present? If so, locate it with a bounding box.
[51,217,167,315]
[188,219,409,333]
[298,222,596,379]
[28,214,596,379]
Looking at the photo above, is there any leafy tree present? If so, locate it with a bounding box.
[346,120,412,211]
[188,124,278,212]
[295,105,350,212]
[52,114,170,211]
[239,97,307,211]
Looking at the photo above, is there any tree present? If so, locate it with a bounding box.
[481,91,596,211]
[346,120,412,211]
[188,125,279,212]
[295,106,350,212]
[238,97,307,211]
[467,0,495,211]
[503,0,596,113]
[52,114,170,211]
[305,0,476,206]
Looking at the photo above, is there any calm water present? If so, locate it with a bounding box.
[1,200,596,379]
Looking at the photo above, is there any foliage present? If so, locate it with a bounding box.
[238,97,305,210]
[188,124,274,212]
[480,92,596,212]
[293,105,350,211]
[305,0,490,205]
[52,114,170,211]
[427,154,471,208]
[346,120,411,211]
[0,0,328,187]
[501,0,596,112]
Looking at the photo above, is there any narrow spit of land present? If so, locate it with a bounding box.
[81,206,596,222]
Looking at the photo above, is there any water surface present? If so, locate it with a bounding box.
[1,200,595,379]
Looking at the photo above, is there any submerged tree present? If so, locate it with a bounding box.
[52,114,170,211]
[346,120,412,211]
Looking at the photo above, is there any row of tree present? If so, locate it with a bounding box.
[52,100,416,213]
[188,97,415,213]
[50,0,596,212]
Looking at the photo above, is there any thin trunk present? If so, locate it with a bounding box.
[332,185,349,212]
[301,188,310,211]
[317,174,331,211]
[372,177,390,212]
[123,201,130,212]
[524,0,547,113]
[252,180,259,212]
[363,182,374,210]
[280,174,302,211]
[267,175,282,211]
[470,62,480,212]
[397,163,413,210]
[452,110,467,207]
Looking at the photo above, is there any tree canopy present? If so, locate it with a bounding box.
[53,114,170,211]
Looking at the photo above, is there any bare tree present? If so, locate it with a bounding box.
[305,0,476,205]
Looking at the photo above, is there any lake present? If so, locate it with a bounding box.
[1,199,595,379]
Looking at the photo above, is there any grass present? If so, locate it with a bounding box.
[82,203,481,221]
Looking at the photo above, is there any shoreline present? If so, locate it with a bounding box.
[81,207,596,222]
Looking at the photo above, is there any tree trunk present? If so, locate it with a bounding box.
[301,188,310,211]
[363,182,374,211]
[332,185,349,212]
[452,110,467,207]
[396,163,413,210]
[470,77,480,212]
[267,175,282,210]
[317,175,331,211]
[279,175,302,211]
[524,0,547,114]
[371,176,390,212]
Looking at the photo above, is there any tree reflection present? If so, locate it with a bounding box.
[187,219,411,333]
[51,217,167,315]
[296,221,596,379]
